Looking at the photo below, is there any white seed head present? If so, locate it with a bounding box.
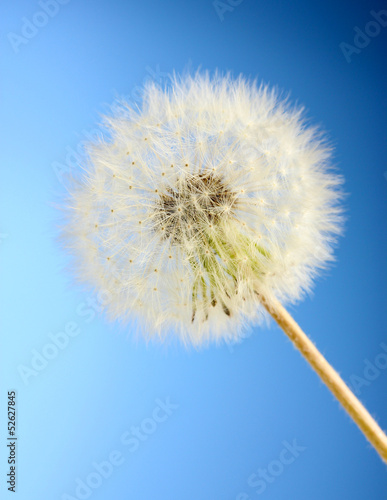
[61,73,343,345]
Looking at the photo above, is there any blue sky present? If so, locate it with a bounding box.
[1,0,386,499]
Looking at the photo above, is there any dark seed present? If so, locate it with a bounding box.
[222,302,231,317]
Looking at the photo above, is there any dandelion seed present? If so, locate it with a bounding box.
[60,72,387,462]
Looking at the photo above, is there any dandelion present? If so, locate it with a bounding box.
[60,72,387,462]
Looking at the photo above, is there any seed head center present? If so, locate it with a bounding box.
[154,171,236,242]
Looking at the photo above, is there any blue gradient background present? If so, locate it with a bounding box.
[1,0,386,499]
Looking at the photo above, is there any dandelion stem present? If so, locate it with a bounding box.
[259,294,387,464]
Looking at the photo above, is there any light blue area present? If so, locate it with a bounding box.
[1,0,386,499]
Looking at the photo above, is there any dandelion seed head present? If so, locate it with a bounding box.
[61,72,343,345]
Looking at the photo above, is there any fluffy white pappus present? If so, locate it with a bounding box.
[60,72,343,346]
